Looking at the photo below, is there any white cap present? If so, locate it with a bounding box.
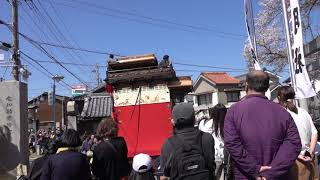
[132,153,152,173]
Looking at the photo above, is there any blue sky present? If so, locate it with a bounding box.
[1,0,254,98]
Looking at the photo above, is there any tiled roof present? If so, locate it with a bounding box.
[202,72,240,85]
[168,76,193,88]
[81,94,113,118]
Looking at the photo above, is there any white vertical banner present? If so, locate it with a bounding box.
[290,0,316,98]
[244,0,261,70]
[244,0,270,99]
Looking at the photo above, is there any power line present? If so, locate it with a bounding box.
[49,0,245,40]
[1,66,10,79]
[63,0,246,38]
[72,0,246,37]
[16,34,246,71]
[27,1,94,74]
[44,1,208,36]
[22,57,54,80]
[19,5,98,89]
[46,0,102,77]
[173,62,247,71]
[20,51,73,89]
[21,56,72,90]
[38,41,123,56]
[17,7,123,57]
[29,87,70,92]
[175,69,246,73]
[15,30,90,87]
[32,58,247,72]
[20,52,54,77]
[32,59,105,67]
[2,19,248,75]
[23,56,247,72]
[19,5,93,78]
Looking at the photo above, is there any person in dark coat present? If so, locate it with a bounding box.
[91,118,130,180]
[28,139,59,180]
[159,103,215,180]
[40,129,91,180]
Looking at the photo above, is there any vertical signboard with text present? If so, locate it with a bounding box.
[0,80,28,178]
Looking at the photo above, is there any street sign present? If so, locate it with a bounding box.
[71,85,87,96]
[48,91,53,106]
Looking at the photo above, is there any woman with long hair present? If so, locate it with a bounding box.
[278,86,318,180]
[91,118,130,180]
[198,103,227,180]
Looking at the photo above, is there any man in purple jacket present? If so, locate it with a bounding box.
[224,70,301,180]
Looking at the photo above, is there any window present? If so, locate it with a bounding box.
[197,94,212,105]
[312,60,320,69]
[226,91,240,102]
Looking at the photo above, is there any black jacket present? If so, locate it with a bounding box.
[160,127,216,180]
[92,137,130,180]
[40,150,91,180]
[27,155,49,180]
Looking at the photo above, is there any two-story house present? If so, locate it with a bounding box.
[236,69,282,101]
[28,92,69,130]
[193,72,241,113]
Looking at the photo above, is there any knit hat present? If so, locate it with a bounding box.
[172,103,195,125]
[132,153,152,173]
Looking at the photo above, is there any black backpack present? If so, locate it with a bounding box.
[166,131,210,180]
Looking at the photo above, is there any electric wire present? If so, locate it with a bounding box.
[19,5,123,57]
[27,59,247,72]
[48,0,245,40]
[173,62,247,71]
[19,5,92,81]
[21,56,72,90]
[3,22,248,78]
[46,0,99,67]
[33,60,104,67]
[13,28,90,87]
[28,1,93,74]
[53,0,246,39]
[37,41,122,56]
[20,51,73,89]
[20,6,97,87]
[1,66,10,79]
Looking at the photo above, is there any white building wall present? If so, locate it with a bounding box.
[314,80,320,93]
[194,78,216,94]
[193,95,198,107]
[212,92,219,105]
[240,90,246,99]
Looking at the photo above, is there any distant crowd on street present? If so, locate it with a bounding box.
[28,128,63,155]
[15,70,319,180]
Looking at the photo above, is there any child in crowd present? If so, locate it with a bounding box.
[129,153,155,180]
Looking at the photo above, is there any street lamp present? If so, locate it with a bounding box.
[52,74,64,131]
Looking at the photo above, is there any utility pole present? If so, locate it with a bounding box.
[12,0,20,81]
[52,75,64,131]
[52,79,56,131]
[95,63,100,87]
